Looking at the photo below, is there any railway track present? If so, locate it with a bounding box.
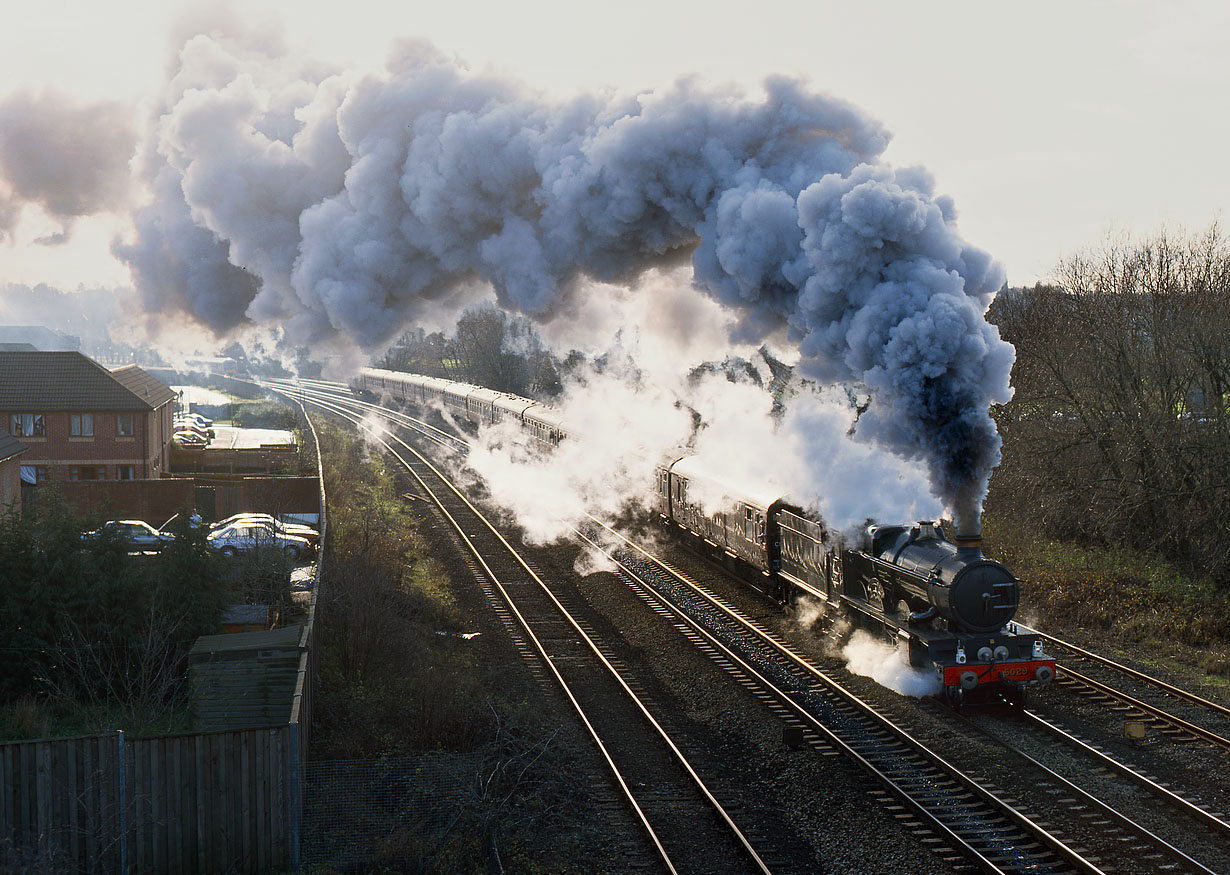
[583,522,1230,875]
[266,382,778,875]
[1017,625,1230,751]
[261,377,1229,874]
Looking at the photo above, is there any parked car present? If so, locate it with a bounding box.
[175,418,214,436]
[207,521,313,560]
[174,422,211,439]
[210,513,320,549]
[82,520,175,553]
[174,430,208,447]
[177,412,213,428]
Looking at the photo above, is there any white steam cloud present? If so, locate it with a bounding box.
[0,91,135,244]
[112,16,1013,528]
[842,630,940,698]
[460,354,942,544]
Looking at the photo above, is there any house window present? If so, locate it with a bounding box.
[117,465,135,481]
[70,414,95,436]
[69,466,106,481]
[9,413,45,436]
[36,466,48,482]
[116,414,134,436]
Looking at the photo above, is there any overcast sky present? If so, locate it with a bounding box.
[1,0,1226,293]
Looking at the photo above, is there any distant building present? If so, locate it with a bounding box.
[0,351,177,487]
[0,434,28,514]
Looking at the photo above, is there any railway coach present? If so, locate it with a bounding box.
[354,367,574,447]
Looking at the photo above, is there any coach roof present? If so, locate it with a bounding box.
[0,351,176,411]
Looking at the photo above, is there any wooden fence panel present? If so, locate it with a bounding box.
[0,727,294,873]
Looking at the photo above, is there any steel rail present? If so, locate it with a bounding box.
[263,377,469,453]
[266,375,1227,873]
[266,387,682,874]
[1021,709,1230,837]
[951,710,1224,875]
[1052,664,1230,751]
[281,379,1098,873]
[1017,625,1230,720]
[269,384,774,875]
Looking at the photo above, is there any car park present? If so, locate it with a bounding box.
[82,520,175,553]
[207,521,313,560]
[210,513,320,549]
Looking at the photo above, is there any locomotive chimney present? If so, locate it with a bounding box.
[954,529,983,560]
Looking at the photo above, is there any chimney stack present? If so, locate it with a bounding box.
[954,530,983,560]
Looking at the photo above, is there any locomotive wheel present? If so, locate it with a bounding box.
[943,686,964,710]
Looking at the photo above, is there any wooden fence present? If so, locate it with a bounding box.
[0,726,296,873]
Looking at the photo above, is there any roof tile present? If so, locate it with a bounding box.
[0,435,27,463]
[0,351,175,411]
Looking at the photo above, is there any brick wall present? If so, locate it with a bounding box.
[57,475,321,525]
[56,478,196,525]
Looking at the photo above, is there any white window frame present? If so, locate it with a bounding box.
[10,413,45,436]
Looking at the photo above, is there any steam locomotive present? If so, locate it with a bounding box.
[353,367,1055,705]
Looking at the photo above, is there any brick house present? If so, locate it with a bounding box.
[0,434,27,513]
[0,351,177,487]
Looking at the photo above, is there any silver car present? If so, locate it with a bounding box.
[206,521,312,560]
[82,520,175,553]
[210,513,320,549]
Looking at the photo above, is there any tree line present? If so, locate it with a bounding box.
[987,226,1230,585]
[378,305,566,398]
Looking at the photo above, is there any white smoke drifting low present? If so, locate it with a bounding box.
[111,16,1013,529]
[842,630,940,698]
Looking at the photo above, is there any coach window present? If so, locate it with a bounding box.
[117,413,134,436]
[70,413,94,436]
[10,413,45,437]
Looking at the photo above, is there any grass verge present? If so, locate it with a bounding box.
[983,514,1230,679]
[310,422,599,872]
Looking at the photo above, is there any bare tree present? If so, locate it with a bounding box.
[989,226,1230,582]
